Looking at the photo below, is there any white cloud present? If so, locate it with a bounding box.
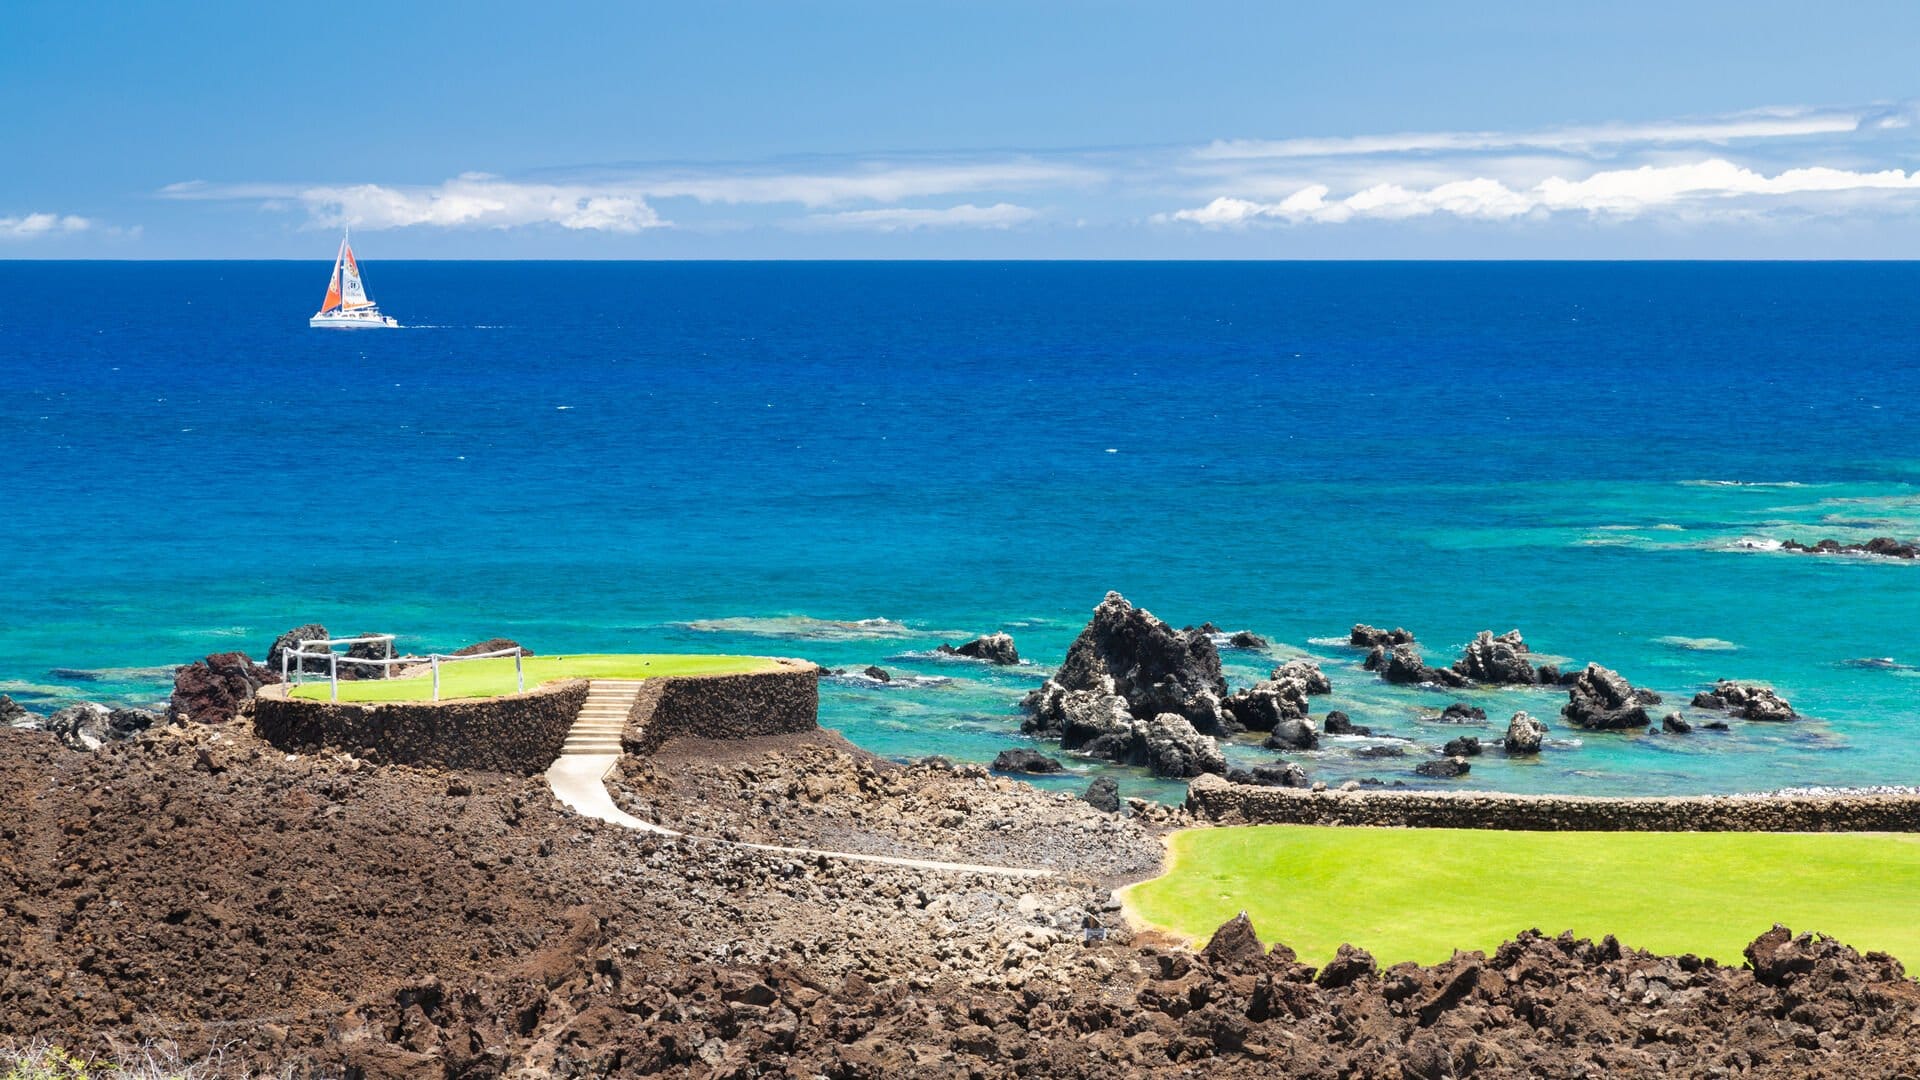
[1195,106,1886,161]
[631,162,1099,208]
[0,212,92,239]
[800,202,1039,231]
[1164,159,1920,226]
[293,175,666,232]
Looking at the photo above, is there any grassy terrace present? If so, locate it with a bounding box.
[286,653,785,703]
[1122,824,1920,968]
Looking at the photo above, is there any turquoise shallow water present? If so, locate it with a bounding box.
[4,261,1919,802]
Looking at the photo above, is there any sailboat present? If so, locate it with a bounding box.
[310,228,400,328]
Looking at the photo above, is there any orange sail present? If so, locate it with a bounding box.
[321,265,342,312]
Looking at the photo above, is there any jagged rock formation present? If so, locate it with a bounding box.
[1452,629,1539,685]
[265,623,330,675]
[167,651,280,725]
[1224,658,1331,750]
[1022,593,1229,777]
[1365,642,1468,687]
[1562,664,1660,730]
[1504,711,1546,754]
[938,632,1021,665]
[1692,680,1797,722]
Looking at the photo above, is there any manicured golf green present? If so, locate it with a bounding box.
[287,653,784,703]
[1122,824,1920,968]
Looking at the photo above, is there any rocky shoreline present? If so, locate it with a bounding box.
[6,720,1920,1076]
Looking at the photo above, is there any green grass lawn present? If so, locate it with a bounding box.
[286,653,785,703]
[1122,824,1920,968]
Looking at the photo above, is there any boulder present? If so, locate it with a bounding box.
[1441,735,1483,757]
[1201,913,1265,966]
[990,748,1063,774]
[1139,713,1227,779]
[451,637,534,658]
[1322,710,1370,736]
[41,703,154,752]
[0,695,38,729]
[1261,716,1321,752]
[1452,630,1538,685]
[937,632,1021,666]
[1662,712,1693,734]
[1081,776,1122,813]
[1350,624,1415,648]
[1354,744,1407,759]
[266,623,330,676]
[1504,712,1546,755]
[1414,756,1471,779]
[1272,657,1333,696]
[1561,664,1654,730]
[1691,680,1796,722]
[1022,592,1228,735]
[1226,630,1269,650]
[1316,944,1378,988]
[168,651,281,725]
[861,666,892,683]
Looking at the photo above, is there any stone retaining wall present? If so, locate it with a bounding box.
[624,664,820,754]
[252,680,588,774]
[1185,772,1920,832]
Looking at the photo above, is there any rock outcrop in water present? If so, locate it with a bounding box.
[1692,679,1797,722]
[1414,755,1471,778]
[1224,658,1331,749]
[1504,711,1546,754]
[1562,663,1660,729]
[1364,642,1468,687]
[1452,629,1539,685]
[167,651,280,725]
[265,623,330,676]
[450,637,534,657]
[938,632,1021,665]
[1349,623,1415,648]
[1782,536,1919,559]
[1225,630,1268,650]
[1022,593,1230,777]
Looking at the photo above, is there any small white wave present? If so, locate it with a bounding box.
[1681,480,1808,488]
[1653,635,1740,653]
[1306,636,1352,648]
[678,615,955,641]
[825,671,953,688]
[1726,537,1784,552]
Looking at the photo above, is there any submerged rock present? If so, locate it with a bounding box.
[1452,629,1538,685]
[938,632,1021,665]
[861,665,892,683]
[1662,712,1694,734]
[1504,711,1547,755]
[1430,701,1489,724]
[1691,679,1796,722]
[1562,664,1656,730]
[1354,744,1407,759]
[1225,630,1269,650]
[168,651,280,725]
[1441,735,1483,757]
[1350,624,1415,648]
[990,748,1063,774]
[1414,755,1471,779]
[1081,776,1121,813]
[1781,536,1919,559]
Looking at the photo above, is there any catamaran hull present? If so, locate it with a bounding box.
[310,312,400,329]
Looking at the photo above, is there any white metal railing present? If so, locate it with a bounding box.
[281,635,525,702]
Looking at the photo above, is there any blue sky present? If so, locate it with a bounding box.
[9,1,1920,257]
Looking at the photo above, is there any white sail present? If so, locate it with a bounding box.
[340,242,372,309]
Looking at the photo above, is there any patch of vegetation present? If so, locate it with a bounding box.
[1122,824,1920,967]
[286,653,785,703]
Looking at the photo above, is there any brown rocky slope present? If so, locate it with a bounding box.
[3,724,1919,1077]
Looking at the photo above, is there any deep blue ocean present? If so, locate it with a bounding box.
[5,261,1920,802]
